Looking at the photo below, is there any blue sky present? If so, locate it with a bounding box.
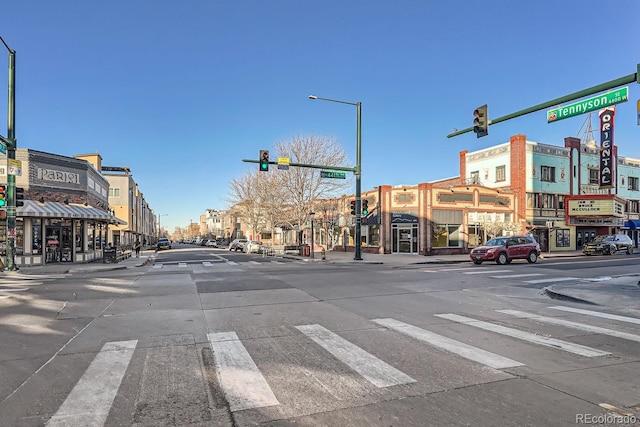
[1,0,639,231]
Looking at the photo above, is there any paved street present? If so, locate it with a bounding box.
[1,245,639,426]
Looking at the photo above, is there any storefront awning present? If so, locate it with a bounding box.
[622,220,640,230]
[17,200,127,225]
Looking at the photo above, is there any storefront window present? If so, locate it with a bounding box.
[75,220,84,253]
[15,218,24,255]
[369,224,380,246]
[432,223,463,248]
[32,219,42,255]
[556,229,570,247]
[468,224,482,247]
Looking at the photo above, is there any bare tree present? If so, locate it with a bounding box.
[227,170,265,240]
[274,135,351,236]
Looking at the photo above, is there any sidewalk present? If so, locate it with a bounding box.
[3,249,155,276]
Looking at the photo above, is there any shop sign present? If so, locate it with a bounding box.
[599,108,615,188]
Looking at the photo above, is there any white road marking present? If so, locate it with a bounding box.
[152,264,163,269]
[435,313,610,357]
[296,324,416,387]
[463,269,514,275]
[373,318,523,369]
[523,277,580,284]
[46,340,137,427]
[203,261,213,266]
[178,262,187,267]
[226,261,239,266]
[0,287,28,292]
[270,260,284,264]
[488,273,545,278]
[208,331,279,411]
[550,306,640,325]
[248,261,261,265]
[498,310,640,343]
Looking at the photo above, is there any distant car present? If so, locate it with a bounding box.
[157,238,172,250]
[470,235,541,265]
[583,234,634,256]
[229,239,248,252]
[243,241,262,253]
[205,239,218,247]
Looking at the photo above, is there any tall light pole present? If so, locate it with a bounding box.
[309,212,315,259]
[1,36,16,271]
[308,95,363,260]
[158,213,168,239]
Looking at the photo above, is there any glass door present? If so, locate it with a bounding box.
[393,225,418,254]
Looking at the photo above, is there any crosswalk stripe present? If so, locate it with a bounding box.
[178,262,188,267]
[435,314,610,357]
[463,269,514,275]
[523,277,580,284]
[226,261,239,265]
[46,340,138,427]
[271,260,284,264]
[549,306,640,325]
[0,287,29,292]
[248,261,260,265]
[296,324,416,387]
[152,264,162,268]
[373,318,523,369]
[203,261,213,266]
[208,332,279,411]
[497,310,640,343]
[488,273,545,278]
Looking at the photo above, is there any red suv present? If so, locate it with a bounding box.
[470,235,541,265]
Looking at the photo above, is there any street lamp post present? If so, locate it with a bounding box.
[309,212,315,259]
[1,36,17,271]
[308,95,363,261]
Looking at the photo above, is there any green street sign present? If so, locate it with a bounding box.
[547,87,628,123]
[320,171,346,179]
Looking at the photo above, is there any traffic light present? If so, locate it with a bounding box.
[0,185,5,208]
[259,150,269,172]
[350,200,356,215]
[362,199,369,215]
[473,104,488,138]
[15,187,24,207]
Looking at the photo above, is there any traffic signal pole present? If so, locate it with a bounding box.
[1,37,16,271]
[447,65,640,138]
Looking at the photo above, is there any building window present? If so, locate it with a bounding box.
[541,166,556,182]
[431,223,463,248]
[542,194,555,209]
[32,219,42,255]
[556,229,570,247]
[630,200,639,213]
[109,187,120,197]
[495,165,506,182]
[628,176,639,191]
[588,168,599,185]
[558,195,565,210]
[470,171,480,184]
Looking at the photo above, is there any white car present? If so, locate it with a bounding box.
[243,241,263,253]
[205,239,218,247]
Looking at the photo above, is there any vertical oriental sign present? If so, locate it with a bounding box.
[599,108,615,189]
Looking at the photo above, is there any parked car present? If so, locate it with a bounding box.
[470,235,541,265]
[205,239,218,247]
[243,240,263,253]
[583,234,634,256]
[229,238,248,252]
[157,238,172,250]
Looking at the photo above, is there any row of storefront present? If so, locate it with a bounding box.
[2,148,128,267]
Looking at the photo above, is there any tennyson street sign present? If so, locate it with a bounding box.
[547,87,628,123]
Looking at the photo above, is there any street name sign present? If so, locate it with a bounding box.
[547,87,628,123]
[320,171,346,179]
